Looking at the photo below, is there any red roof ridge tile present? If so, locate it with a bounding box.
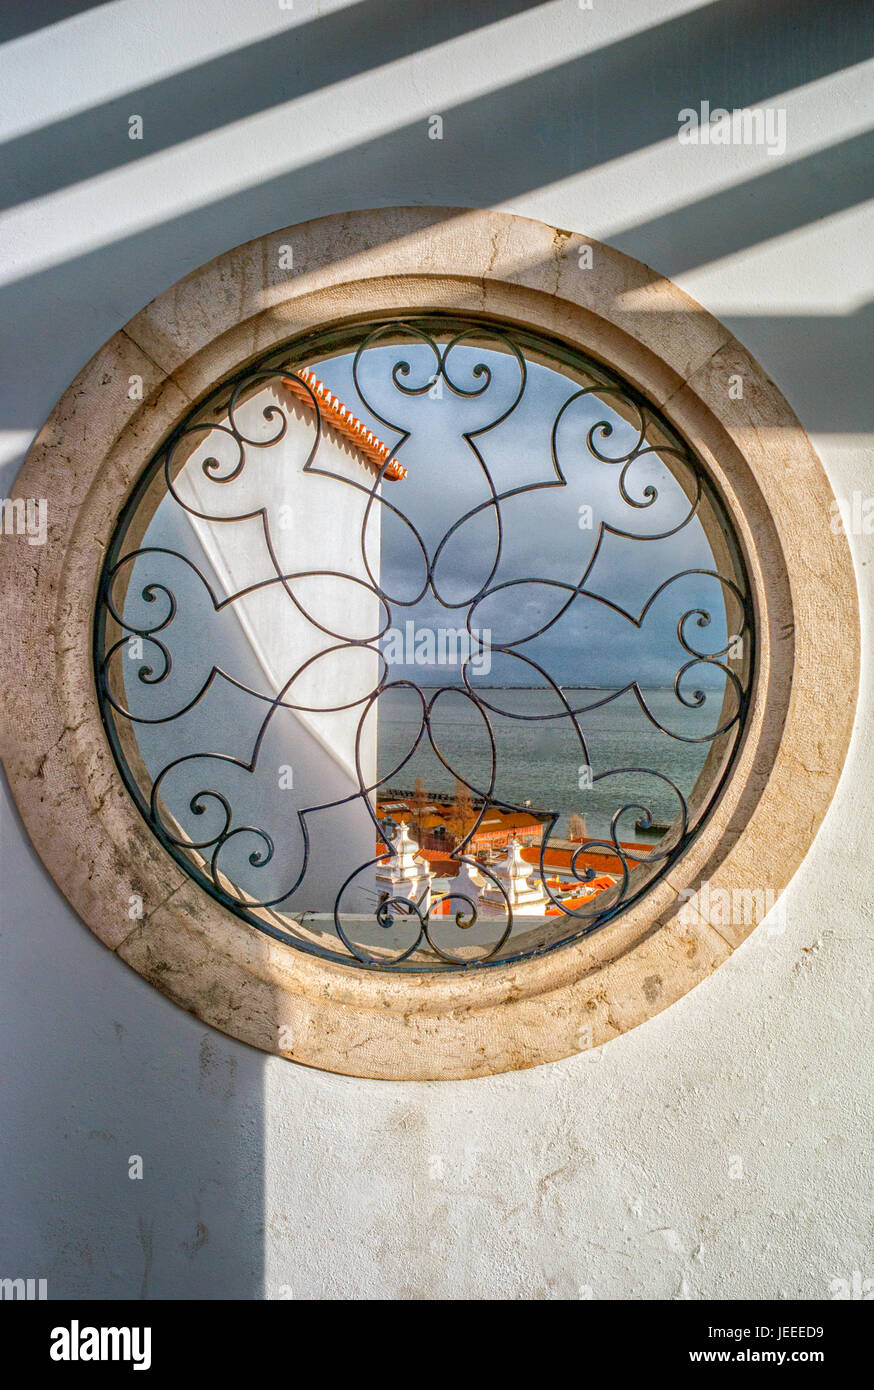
[280,369,406,481]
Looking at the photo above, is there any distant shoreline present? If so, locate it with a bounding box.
[384,683,724,693]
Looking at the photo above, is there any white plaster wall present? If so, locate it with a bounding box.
[177,390,383,912]
[0,0,871,1299]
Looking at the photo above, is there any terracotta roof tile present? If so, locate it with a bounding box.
[281,369,406,480]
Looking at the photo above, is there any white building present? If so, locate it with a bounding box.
[158,369,405,914]
[375,821,435,913]
[477,837,549,915]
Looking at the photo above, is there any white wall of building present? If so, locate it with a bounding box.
[176,387,384,915]
[0,0,871,1299]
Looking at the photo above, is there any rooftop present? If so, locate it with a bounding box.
[281,369,407,480]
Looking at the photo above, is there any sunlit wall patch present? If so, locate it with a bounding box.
[94,314,754,971]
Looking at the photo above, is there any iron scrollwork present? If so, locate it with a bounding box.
[94,315,754,971]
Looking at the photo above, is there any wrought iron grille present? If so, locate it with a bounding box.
[94,314,754,970]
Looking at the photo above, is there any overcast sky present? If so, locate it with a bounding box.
[313,341,740,691]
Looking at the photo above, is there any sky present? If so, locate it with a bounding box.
[103,330,749,910]
[312,337,743,692]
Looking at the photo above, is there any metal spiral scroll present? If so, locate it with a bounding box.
[94,315,754,971]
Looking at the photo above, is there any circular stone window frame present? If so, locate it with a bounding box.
[0,207,859,1081]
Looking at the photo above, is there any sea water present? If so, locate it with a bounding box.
[377,684,731,841]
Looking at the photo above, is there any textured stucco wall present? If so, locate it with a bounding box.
[1,0,871,1299]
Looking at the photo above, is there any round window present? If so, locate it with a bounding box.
[94,314,752,970]
[1,209,857,1077]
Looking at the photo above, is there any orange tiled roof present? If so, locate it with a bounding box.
[417,853,460,877]
[545,876,615,915]
[281,369,406,480]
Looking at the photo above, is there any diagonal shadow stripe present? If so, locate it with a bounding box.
[610,129,874,274]
[1,5,871,434]
[1,0,867,218]
[0,0,550,211]
[717,303,874,436]
[0,0,111,45]
[0,202,869,438]
[1,51,871,355]
[1,0,871,214]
